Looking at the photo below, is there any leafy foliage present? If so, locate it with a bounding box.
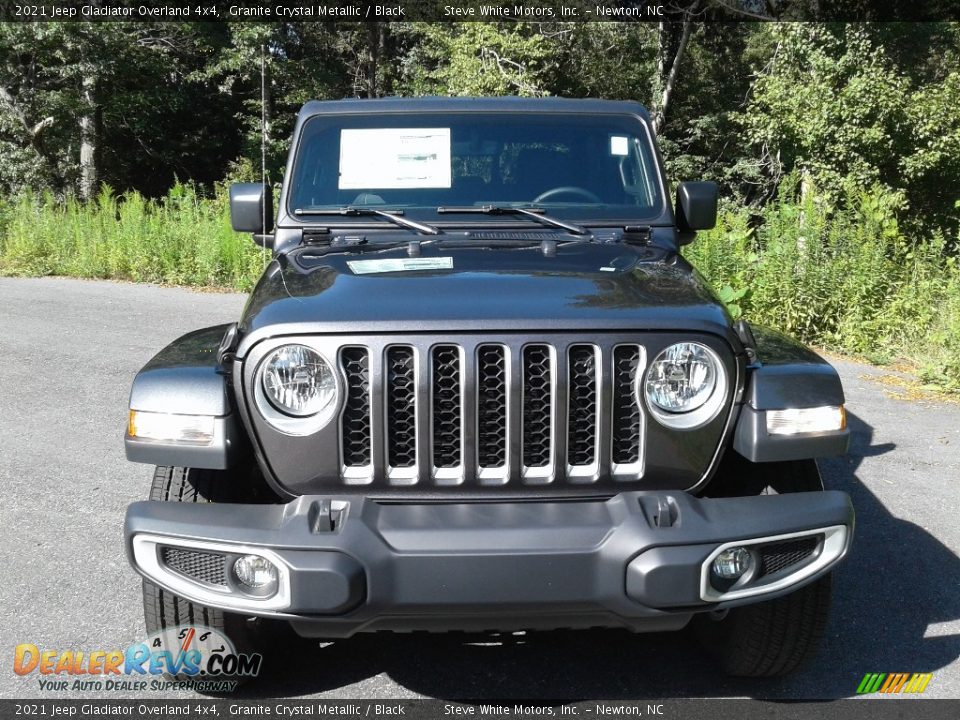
[0,184,265,290]
[689,178,960,390]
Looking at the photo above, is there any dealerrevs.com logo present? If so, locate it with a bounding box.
[13,625,261,693]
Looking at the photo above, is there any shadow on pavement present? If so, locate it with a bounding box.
[228,411,958,700]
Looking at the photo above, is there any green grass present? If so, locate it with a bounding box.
[0,184,266,291]
[1,180,958,390]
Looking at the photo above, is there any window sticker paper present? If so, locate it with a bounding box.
[610,135,629,156]
[339,128,452,189]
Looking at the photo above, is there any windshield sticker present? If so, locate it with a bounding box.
[610,135,629,156]
[347,257,454,275]
[339,128,452,189]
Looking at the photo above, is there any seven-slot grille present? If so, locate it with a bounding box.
[338,340,645,486]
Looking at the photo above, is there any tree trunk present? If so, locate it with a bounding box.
[651,3,699,135]
[261,45,271,165]
[364,23,381,98]
[79,74,101,201]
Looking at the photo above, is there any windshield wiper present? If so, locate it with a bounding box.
[294,206,441,235]
[436,205,590,236]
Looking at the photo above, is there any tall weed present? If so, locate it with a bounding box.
[1,179,958,389]
[689,179,960,390]
[0,184,265,291]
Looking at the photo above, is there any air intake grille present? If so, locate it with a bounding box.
[335,338,651,486]
[568,346,598,466]
[386,347,417,468]
[612,346,643,465]
[341,348,372,467]
[432,346,462,469]
[758,537,820,578]
[160,547,226,586]
[522,345,553,468]
[477,345,508,469]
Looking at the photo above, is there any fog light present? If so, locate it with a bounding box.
[233,555,278,589]
[712,547,753,580]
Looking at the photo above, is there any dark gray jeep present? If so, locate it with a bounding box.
[124,97,853,678]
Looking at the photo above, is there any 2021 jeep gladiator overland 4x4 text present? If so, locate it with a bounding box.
[124,97,853,678]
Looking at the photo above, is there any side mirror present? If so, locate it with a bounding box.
[229,183,273,236]
[675,181,718,241]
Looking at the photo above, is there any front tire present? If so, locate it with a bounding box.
[694,458,834,677]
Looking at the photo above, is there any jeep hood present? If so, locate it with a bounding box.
[237,241,733,352]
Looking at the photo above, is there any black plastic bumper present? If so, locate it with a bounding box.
[124,490,853,637]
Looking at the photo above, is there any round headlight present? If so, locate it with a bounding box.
[644,342,719,414]
[261,345,337,418]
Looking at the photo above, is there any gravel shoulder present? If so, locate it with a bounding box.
[1,276,957,700]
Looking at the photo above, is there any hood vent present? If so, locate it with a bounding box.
[468,230,562,241]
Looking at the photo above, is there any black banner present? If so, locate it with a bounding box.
[3,700,960,720]
[1,0,960,23]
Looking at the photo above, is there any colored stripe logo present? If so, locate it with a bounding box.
[857,673,933,694]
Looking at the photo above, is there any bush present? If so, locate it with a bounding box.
[688,178,960,391]
[1,177,958,391]
[0,183,266,291]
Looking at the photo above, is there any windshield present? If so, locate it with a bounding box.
[288,112,664,222]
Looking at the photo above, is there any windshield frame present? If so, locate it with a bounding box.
[279,109,671,229]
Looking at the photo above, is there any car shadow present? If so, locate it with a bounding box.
[226,411,958,700]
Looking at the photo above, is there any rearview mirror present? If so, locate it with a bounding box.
[675,181,718,240]
[229,183,273,236]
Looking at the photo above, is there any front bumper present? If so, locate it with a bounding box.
[125,490,853,637]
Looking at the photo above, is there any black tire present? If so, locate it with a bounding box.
[694,459,833,677]
[142,466,264,680]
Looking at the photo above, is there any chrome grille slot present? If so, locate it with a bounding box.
[611,345,645,479]
[431,345,463,483]
[567,345,600,482]
[333,337,651,488]
[340,347,372,469]
[522,344,555,482]
[386,346,417,483]
[476,344,508,483]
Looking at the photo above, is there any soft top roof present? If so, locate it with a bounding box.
[297,96,651,121]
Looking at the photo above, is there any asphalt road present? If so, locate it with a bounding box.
[1,276,958,701]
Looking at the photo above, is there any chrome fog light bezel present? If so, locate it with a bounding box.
[700,525,849,603]
[131,534,292,612]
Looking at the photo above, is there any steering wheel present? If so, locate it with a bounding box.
[533,186,602,204]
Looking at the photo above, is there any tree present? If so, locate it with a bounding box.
[741,22,960,224]
[0,22,243,198]
[399,23,552,97]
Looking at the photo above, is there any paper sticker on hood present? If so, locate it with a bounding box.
[347,257,454,275]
